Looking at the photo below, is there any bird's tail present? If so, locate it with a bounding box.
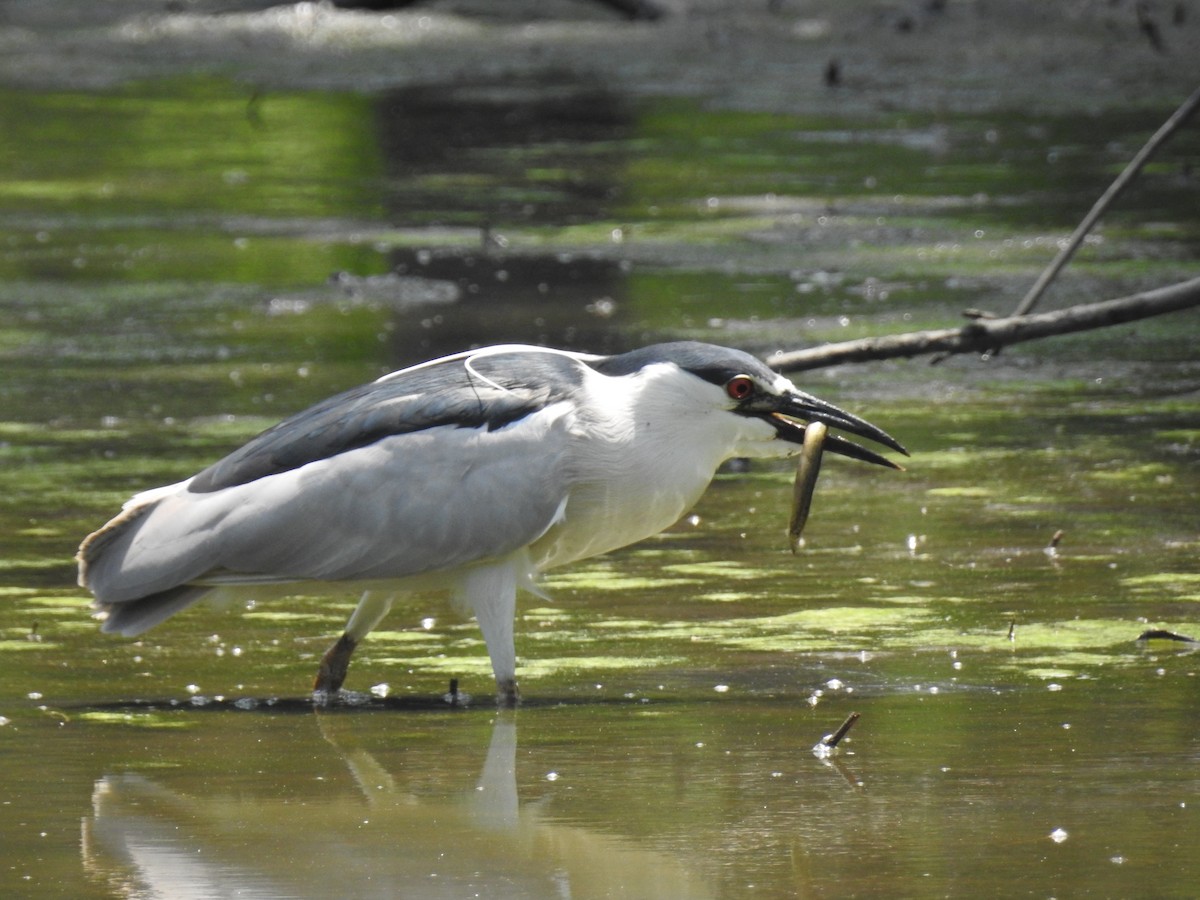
[77,498,215,636]
[95,585,212,637]
[76,502,152,592]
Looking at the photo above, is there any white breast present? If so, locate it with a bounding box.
[528,363,776,570]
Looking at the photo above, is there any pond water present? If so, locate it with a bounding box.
[1,72,1198,898]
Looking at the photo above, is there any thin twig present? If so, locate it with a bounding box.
[1011,83,1200,318]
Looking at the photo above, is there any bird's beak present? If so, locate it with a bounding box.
[764,389,908,469]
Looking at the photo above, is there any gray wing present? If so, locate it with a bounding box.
[81,349,589,609]
[189,349,586,493]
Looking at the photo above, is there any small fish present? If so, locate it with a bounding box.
[789,421,827,554]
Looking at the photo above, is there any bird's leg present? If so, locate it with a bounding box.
[455,561,521,708]
[314,634,356,693]
[496,678,520,708]
[313,590,394,695]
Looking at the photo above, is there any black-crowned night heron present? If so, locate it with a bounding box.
[79,342,905,704]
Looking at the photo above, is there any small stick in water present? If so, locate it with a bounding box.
[789,421,828,554]
[1044,529,1064,559]
[821,712,860,749]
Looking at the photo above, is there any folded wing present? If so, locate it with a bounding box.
[79,350,586,634]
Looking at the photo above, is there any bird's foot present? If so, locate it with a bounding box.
[496,678,520,708]
[311,687,340,707]
[313,633,357,694]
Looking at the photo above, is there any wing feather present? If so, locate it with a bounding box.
[81,402,577,606]
[188,348,587,493]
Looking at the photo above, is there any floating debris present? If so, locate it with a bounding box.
[812,711,860,758]
[1136,629,1199,644]
[443,677,470,707]
[1044,529,1064,559]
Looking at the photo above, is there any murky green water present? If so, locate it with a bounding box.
[1,74,1198,897]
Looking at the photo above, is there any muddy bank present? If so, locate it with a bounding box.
[1,1,1196,116]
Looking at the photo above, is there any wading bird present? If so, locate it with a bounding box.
[79,342,905,704]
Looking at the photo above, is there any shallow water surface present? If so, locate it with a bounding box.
[1,73,1198,897]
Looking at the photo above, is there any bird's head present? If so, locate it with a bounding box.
[595,342,907,468]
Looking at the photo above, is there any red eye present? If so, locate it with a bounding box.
[725,375,755,401]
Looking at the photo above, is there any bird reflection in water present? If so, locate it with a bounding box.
[80,712,716,899]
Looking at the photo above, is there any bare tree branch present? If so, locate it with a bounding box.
[770,275,1200,374]
[1012,83,1200,318]
[772,89,1200,374]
